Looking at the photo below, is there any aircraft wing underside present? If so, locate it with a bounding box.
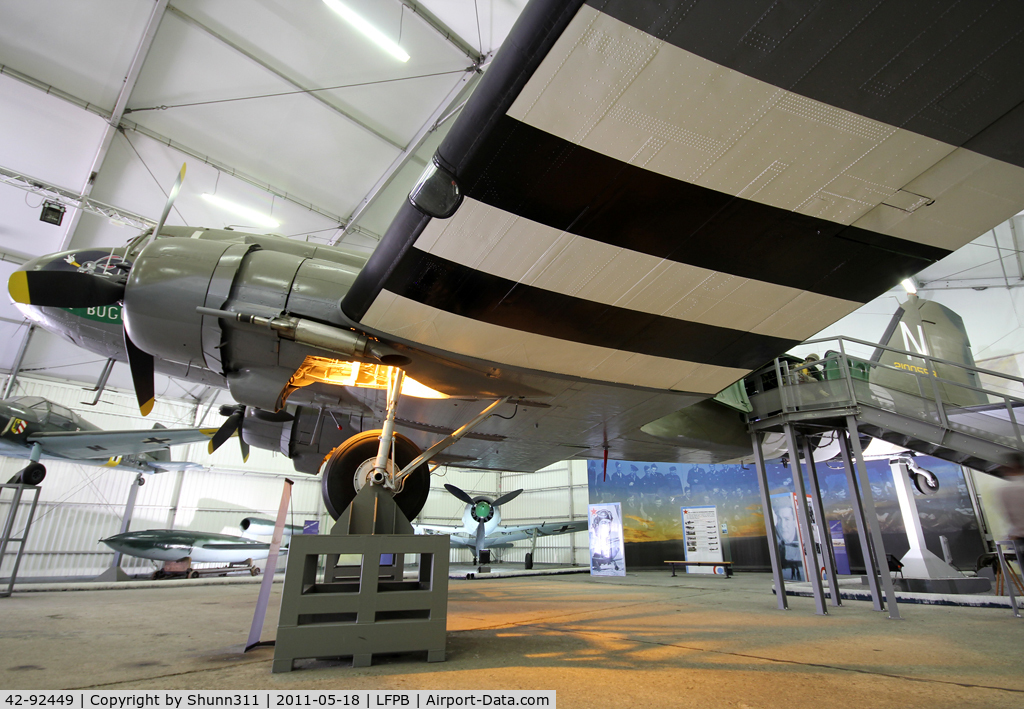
[28,427,218,460]
[336,0,1024,471]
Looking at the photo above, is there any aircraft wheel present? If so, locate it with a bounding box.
[321,430,430,521]
[524,553,533,570]
[251,567,260,576]
[188,570,200,579]
[913,472,939,495]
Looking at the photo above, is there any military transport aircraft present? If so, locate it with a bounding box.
[0,394,224,483]
[9,0,1024,523]
[414,484,588,565]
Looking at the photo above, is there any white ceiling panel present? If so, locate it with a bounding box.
[0,0,153,111]
[0,74,108,189]
[125,12,403,219]
[0,186,73,261]
[172,0,472,145]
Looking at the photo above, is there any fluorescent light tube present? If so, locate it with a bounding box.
[323,0,410,62]
[201,194,280,229]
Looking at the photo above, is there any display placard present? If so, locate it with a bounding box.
[589,503,626,576]
[680,505,724,574]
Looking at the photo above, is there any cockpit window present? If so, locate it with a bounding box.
[50,403,73,419]
[9,396,48,410]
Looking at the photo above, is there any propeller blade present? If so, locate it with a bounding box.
[124,332,155,416]
[444,483,475,505]
[475,520,487,555]
[492,489,523,507]
[8,270,125,308]
[239,435,250,463]
[211,408,244,451]
[146,163,186,247]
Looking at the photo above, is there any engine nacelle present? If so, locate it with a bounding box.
[123,236,373,411]
[241,405,364,474]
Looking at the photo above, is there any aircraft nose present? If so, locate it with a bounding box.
[7,250,126,308]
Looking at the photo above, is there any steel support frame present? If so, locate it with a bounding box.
[845,416,901,619]
[802,435,842,607]
[837,432,885,611]
[0,483,42,597]
[750,432,788,610]
[95,474,145,582]
[783,421,828,615]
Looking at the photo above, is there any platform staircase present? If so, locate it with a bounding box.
[745,336,1024,474]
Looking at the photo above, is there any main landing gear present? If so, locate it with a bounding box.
[318,368,510,521]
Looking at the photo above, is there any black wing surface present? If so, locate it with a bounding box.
[342,0,1024,471]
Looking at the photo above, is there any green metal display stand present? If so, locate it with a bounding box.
[272,484,449,672]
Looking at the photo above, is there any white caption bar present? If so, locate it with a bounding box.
[0,692,555,709]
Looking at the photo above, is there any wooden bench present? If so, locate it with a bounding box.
[665,560,733,578]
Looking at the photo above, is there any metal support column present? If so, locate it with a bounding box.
[751,432,788,609]
[95,474,144,582]
[837,432,885,611]
[845,416,901,619]
[783,422,827,615]
[2,324,34,399]
[803,436,842,607]
[0,483,42,597]
[81,357,116,406]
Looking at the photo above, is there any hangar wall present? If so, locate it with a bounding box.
[0,375,323,580]
[0,375,589,579]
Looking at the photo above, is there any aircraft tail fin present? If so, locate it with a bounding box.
[867,296,986,406]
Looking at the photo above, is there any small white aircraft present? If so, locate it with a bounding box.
[415,483,587,567]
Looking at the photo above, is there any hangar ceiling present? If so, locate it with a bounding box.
[0,0,1021,409]
[0,0,526,402]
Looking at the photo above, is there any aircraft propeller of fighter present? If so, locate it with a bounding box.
[10,0,1024,525]
[414,484,587,566]
[0,395,234,483]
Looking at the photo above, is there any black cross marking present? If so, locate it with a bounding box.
[143,437,171,445]
[87,445,107,451]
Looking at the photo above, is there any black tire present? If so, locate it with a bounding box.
[913,472,939,495]
[252,567,260,576]
[321,430,430,521]
[188,570,199,579]
[524,553,533,570]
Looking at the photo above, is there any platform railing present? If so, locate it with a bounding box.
[749,336,1024,452]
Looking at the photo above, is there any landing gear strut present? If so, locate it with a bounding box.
[319,366,510,521]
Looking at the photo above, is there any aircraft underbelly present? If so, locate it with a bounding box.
[190,546,270,564]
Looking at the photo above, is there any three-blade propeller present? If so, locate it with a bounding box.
[444,484,523,556]
[209,404,249,462]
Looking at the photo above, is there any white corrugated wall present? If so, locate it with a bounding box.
[0,376,323,580]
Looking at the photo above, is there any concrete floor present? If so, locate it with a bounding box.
[1,571,1022,708]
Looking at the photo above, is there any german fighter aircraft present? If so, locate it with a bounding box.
[10,0,1024,523]
[0,394,223,483]
[414,484,587,566]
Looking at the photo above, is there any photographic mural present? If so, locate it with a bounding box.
[586,454,984,570]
